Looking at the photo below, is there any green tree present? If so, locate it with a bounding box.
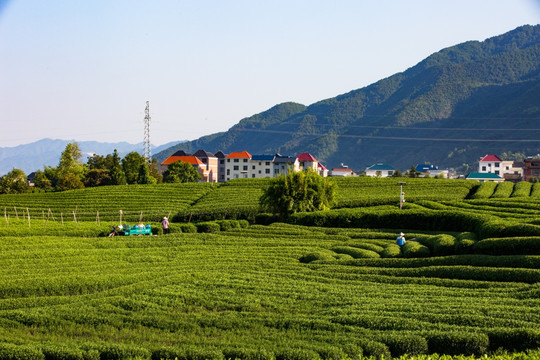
[137,163,156,184]
[407,165,419,178]
[84,169,111,187]
[57,142,84,178]
[260,169,336,219]
[56,173,85,191]
[391,169,403,177]
[109,149,127,185]
[149,158,163,183]
[122,152,145,184]
[163,161,202,183]
[0,168,29,194]
[87,154,112,170]
[33,170,52,190]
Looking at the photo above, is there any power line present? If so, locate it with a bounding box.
[235,128,540,142]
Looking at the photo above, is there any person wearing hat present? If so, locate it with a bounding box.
[161,216,169,234]
[396,232,406,246]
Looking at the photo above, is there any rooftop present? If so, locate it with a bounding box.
[161,155,203,166]
[226,151,252,159]
[297,153,317,162]
[466,172,503,179]
[480,154,502,162]
[366,163,394,171]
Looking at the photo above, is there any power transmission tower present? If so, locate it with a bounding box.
[143,101,151,163]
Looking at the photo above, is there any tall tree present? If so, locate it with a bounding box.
[0,168,29,194]
[122,152,146,184]
[137,162,156,184]
[149,158,163,184]
[57,142,84,178]
[260,169,336,219]
[109,149,126,185]
[162,161,202,183]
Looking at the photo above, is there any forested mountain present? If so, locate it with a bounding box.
[156,25,540,172]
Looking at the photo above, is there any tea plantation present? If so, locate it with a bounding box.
[0,178,539,360]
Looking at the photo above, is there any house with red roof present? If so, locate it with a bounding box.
[225,150,252,180]
[160,154,212,181]
[330,167,356,177]
[478,154,523,182]
[296,152,328,177]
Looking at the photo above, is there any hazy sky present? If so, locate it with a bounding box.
[1,1,539,148]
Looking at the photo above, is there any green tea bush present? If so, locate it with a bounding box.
[375,333,428,357]
[474,237,540,255]
[299,251,336,263]
[355,339,391,359]
[402,241,430,258]
[418,234,456,256]
[425,331,489,355]
[238,219,250,228]
[471,181,497,199]
[179,223,197,233]
[215,219,240,231]
[347,242,384,254]
[381,244,402,258]
[487,327,540,352]
[491,182,514,198]
[511,181,532,197]
[275,348,320,360]
[195,221,221,233]
[331,246,380,259]
[0,343,45,360]
[222,347,274,360]
[41,344,85,360]
[532,182,540,197]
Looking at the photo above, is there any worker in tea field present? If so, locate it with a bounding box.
[396,232,406,246]
[162,216,169,234]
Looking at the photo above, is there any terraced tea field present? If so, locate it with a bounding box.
[0,179,539,359]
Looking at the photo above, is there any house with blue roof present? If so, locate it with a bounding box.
[365,163,395,177]
[415,164,449,178]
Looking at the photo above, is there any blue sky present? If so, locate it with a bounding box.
[1,0,539,148]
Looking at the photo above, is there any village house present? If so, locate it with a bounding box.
[365,163,395,177]
[250,154,275,178]
[330,167,356,177]
[415,164,449,178]
[466,172,504,183]
[160,153,209,181]
[193,150,218,183]
[225,150,252,180]
[214,151,228,182]
[524,157,540,182]
[478,154,524,182]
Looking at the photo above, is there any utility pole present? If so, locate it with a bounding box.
[143,101,151,163]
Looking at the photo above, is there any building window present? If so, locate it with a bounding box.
[243,166,248,171]
[220,160,224,164]
[481,166,486,171]
[259,162,262,165]
[388,171,394,176]
[495,162,500,167]
[505,166,510,171]
[233,165,239,170]
[535,170,539,175]
[234,174,239,179]
[243,159,248,163]
[258,170,261,174]
[252,174,255,178]
[495,170,500,175]
[265,169,270,174]
[265,162,270,166]
[243,174,248,178]
[234,159,239,163]
[275,169,280,174]
[227,159,230,163]
[226,169,230,175]
[252,165,255,169]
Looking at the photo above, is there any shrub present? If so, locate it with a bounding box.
[375,333,428,357]
[425,331,489,355]
[179,223,197,233]
[195,222,221,233]
[491,181,514,198]
[487,327,540,352]
[402,241,430,258]
[215,220,240,231]
[511,181,532,197]
[98,344,151,360]
[222,347,274,360]
[471,181,497,199]
[299,251,336,263]
[275,347,320,360]
[238,219,250,228]
[331,246,380,259]
[381,244,402,258]
[347,242,384,254]
[474,236,540,255]
[151,226,163,236]
[356,339,391,359]
[41,344,85,360]
[0,343,44,360]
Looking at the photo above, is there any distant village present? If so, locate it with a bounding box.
[160,150,540,183]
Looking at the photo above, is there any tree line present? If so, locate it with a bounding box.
[0,142,201,194]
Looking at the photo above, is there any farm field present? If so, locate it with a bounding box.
[0,178,539,359]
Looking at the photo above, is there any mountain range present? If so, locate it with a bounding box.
[0,139,181,176]
[155,24,540,173]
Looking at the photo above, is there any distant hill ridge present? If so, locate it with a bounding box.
[156,24,540,172]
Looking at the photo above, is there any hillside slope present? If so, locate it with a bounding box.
[157,25,540,172]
